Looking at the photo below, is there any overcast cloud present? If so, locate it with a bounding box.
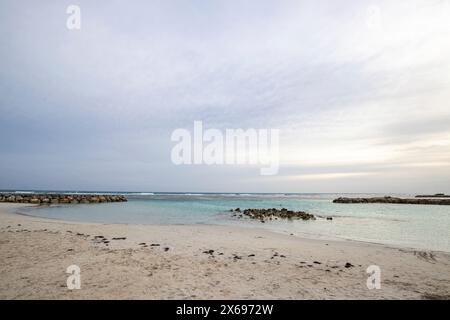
[1,0,449,193]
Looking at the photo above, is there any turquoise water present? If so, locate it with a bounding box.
[17,193,450,252]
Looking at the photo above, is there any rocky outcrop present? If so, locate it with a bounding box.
[0,193,127,205]
[415,193,450,198]
[232,208,315,221]
[333,196,450,205]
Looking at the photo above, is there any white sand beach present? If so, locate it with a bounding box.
[0,203,449,299]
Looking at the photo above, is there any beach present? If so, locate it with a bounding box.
[1,203,449,299]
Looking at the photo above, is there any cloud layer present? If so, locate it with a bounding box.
[1,0,449,193]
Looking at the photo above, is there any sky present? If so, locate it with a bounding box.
[0,0,449,193]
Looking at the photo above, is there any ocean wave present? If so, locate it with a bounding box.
[128,192,155,196]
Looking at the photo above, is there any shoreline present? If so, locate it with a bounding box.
[13,203,450,255]
[1,203,449,299]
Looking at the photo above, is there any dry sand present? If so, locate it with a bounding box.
[0,203,449,299]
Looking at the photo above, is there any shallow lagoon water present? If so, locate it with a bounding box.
[19,193,450,252]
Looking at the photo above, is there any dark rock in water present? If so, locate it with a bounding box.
[112,237,126,240]
[150,243,160,246]
[313,261,322,264]
[0,192,128,204]
[333,196,450,205]
[164,247,170,252]
[235,208,241,212]
[248,254,255,257]
[326,217,333,221]
[232,208,315,221]
[203,249,214,255]
[345,262,354,268]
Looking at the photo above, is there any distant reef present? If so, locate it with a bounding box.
[415,193,450,198]
[333,196,450,205]
[0,193,127,204]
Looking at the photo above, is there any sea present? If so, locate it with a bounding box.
[6,191,450,252]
